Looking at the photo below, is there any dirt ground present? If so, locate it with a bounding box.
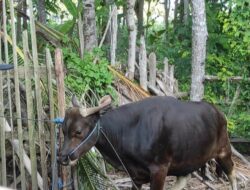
[111,175,250,190]
[109,155,250,189]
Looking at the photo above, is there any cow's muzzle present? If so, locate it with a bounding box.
[57,154,69,166]
[57,153,78,166]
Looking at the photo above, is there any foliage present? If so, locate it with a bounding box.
[78,151,117,190]
[63,48,115,100]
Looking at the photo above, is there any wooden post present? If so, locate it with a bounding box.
[46,48,58,190]
[110,5,118,66]
[28,0,48,189]
[78,13,84,59]
[169,65,175,93]
[163,57,169,84]
[55,48,70,190]
[148,52,157,87]
[3,0,16,186]
[139,35,147,90]
[10,0,26,189]
[23,30,38,190]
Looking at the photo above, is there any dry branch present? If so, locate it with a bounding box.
[231,145,250,167]
[205,75,250,81]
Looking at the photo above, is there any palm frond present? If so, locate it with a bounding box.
[108,65,151,101]
[78,151,118,190]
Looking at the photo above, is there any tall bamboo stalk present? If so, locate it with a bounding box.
[23,30,38,190]
[46,48,58,190]
[27,0,48,189]
[0,14,7,186]
[9,0,26,189]
[3,0,16,187]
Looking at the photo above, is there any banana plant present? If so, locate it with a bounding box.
[57,0,83,34]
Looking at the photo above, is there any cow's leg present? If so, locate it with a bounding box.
[216,152,237,190]
[170,175,190,190]
[149,164,169,190]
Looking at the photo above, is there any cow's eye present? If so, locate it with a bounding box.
[75,130,82,135]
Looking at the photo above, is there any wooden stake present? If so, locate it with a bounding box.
[55,48,70,190]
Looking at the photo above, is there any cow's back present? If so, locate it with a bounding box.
[99,96,229,176]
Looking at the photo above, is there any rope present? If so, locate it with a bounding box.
[0,114,64,189]
[0,115,64,124]
[100,129,139,190]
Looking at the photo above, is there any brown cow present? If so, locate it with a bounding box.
[58,96,237,190]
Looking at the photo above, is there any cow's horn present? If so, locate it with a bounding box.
[79,95,112,117]
[72,95,80,107]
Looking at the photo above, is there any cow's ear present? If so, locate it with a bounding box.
[72,95,80,107]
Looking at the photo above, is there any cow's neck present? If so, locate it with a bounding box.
[95,117,124,170]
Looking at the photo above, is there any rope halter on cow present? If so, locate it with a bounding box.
[68,120,101,159]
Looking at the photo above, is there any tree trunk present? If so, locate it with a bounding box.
[126,0,137,80]
[139,35,147,90]
[110,5,118,66]
[164,0,170,41]
[23,0,28,29]
[145,0,151,38]
[37,0,46,24]
[135,0,144,36]
[190,0,208,101]
[173,0,179,23]
[183,0,189,25]
[83,0,97,52]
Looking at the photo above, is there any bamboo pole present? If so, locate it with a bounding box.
[3,0,16,187]
[46,49,58,190]
[0,16,7,186]
[23,30,38,190]
[9,0,26,189]
[27,0,48,189]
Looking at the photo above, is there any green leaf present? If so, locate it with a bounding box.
[61,0,78,18]
[57,19,75,34]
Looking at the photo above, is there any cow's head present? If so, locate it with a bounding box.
[58,95,112,166]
